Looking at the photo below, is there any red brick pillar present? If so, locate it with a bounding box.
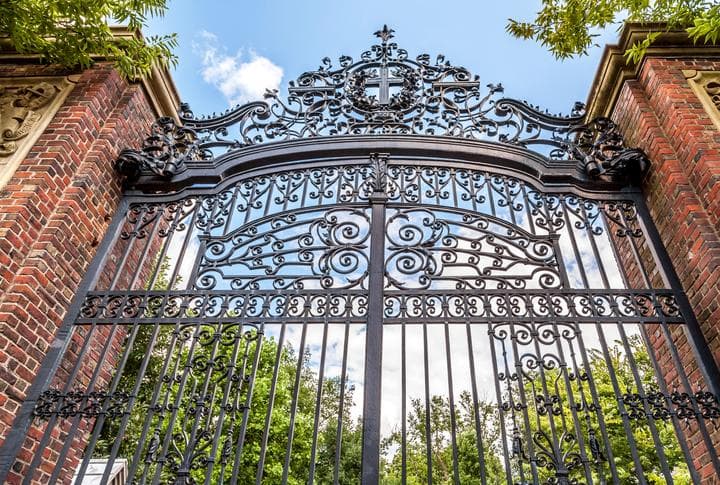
[0,49,179,483]
[586,23,720,480]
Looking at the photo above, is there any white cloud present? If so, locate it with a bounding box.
[195,31,283,107]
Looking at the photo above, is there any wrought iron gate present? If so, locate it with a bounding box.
[2,26,720,485]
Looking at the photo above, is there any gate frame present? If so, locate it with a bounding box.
[1,135,719,483]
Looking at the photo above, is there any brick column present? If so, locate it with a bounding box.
[0,45,179,483]
[586,23,720,480]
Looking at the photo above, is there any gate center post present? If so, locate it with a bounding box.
[361,153,389,484]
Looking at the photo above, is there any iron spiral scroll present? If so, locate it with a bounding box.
[115,26,649,185]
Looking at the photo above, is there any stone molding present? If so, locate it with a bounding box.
[0,76,77,190]
[585,23,720,120]
[0,27,181,122]
[683,69,720,131]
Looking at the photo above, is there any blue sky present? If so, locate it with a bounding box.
[146,0,619,117]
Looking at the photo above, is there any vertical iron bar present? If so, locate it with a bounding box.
[507,322,539,484]
[308,322,330,484]
[488,325,513,485]
[149,320,205,485]
[401,323,407,485]
[592,322,648,484]
[614,321,675,483]
[422,324,433,485]
[443,323,461,485]
[280,323,308,485]
[550,323,594,484]
[466,324,488,485]
[333,323,351,485]
[361,190,386,485]
[222,327,253,484]
[204,324,246,485]
[229,326,264,485]
[256,325,287,484]
[560,195,590,288]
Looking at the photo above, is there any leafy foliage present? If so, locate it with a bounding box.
[506,1,720,62]
[0,0,177,79]
[381,393,505,484]
[521,335,691,484]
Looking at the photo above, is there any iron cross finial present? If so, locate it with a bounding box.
[374,25,395,43]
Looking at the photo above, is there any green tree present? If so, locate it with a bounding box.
[0,0,177,79]
[506,0,720,63]
[380,392,505,485]
[519,335,690,484]
[95,322,364,484]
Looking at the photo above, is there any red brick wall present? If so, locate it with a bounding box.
[610,57,720,481]
[0,63,158,482]
[612,57,720,367]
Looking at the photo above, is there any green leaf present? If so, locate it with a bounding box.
[506,0,720,61]
[0,0,177,79]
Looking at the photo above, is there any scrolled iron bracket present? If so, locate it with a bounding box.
[114,117,210,182]
[560,117,650,183]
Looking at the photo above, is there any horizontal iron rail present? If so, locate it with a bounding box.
[75,288,684,325]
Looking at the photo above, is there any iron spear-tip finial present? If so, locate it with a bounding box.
[374,25,395,43]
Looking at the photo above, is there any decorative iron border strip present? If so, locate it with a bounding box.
[32,389,132,419]
[621,389,720,422]
[75,289,682,324]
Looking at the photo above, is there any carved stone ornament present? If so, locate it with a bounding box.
[683,70,720,131]
[0,77,76,189]
[116,26,649,185]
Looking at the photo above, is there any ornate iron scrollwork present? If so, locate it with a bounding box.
[621,388,720,422]
[175,27,587,153]
[115,26,652,186]
[560,117,650,183]
[115,117,209,181]
[33,388,131,419]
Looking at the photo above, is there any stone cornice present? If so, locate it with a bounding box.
[0,26,180,121]
[586,22,720,121]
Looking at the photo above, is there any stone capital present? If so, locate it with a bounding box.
[585,22,720,120]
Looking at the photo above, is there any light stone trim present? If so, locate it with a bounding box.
[0,76,77,190]
[683,70,720,131]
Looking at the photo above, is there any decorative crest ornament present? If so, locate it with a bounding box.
[115,117,209,181]
[115,27,649,185]
[0,82,60,157]
[366,152,390,194]
[560,117,650,183]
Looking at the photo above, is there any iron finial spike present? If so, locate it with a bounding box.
[374,24,395,43]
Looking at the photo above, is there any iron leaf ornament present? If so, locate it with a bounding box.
[559,117,650,183]
[115,117,210,181]
[115,27,649,184]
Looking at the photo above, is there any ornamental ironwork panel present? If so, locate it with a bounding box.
[115,28,648,186]
[2,27,720,485]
